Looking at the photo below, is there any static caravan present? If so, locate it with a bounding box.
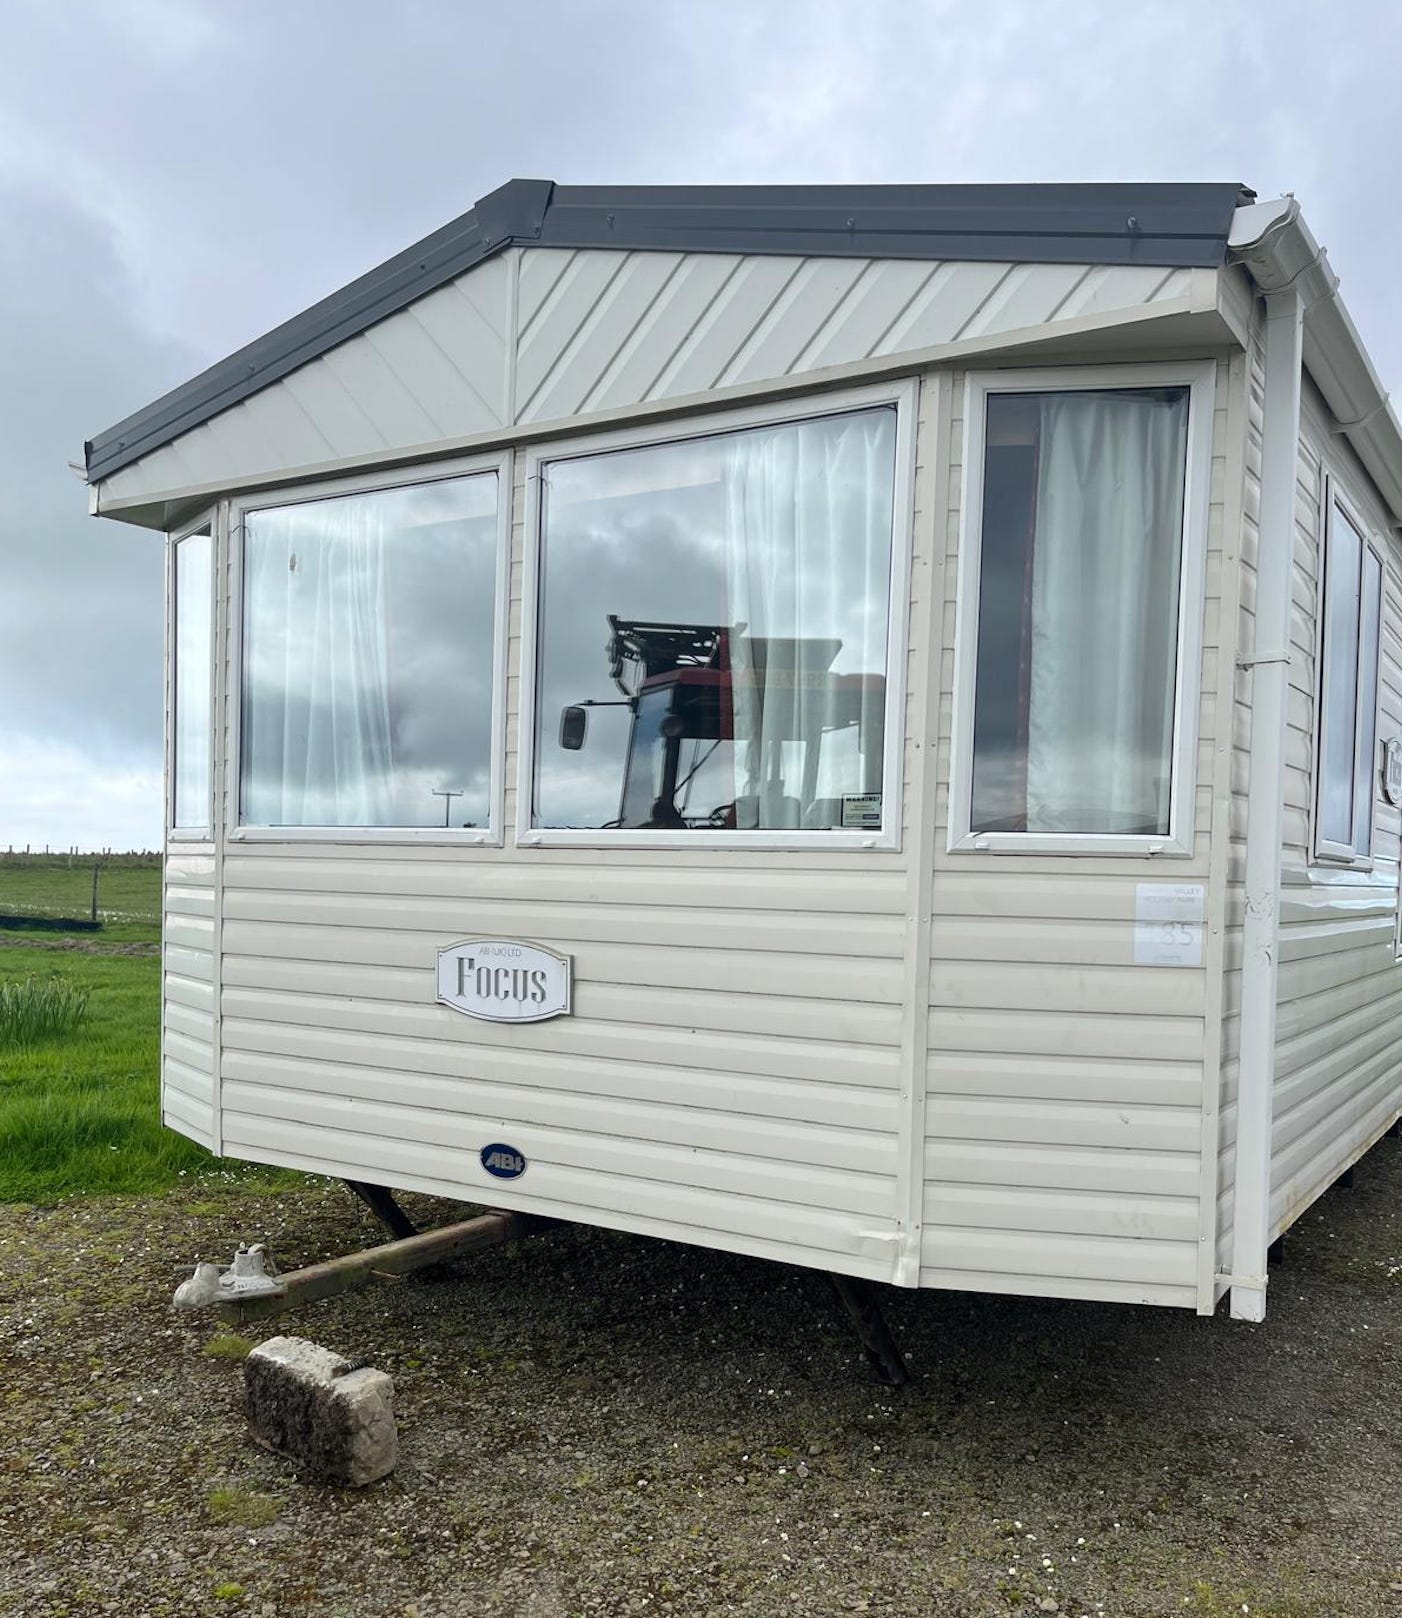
[87,180,1402,1333]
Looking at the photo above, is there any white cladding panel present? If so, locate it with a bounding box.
[162,847,217,1148]
[204,380,938,1284]
[144,275,1252,1302]
[916,365,1236,1312]
[100,250,1193,510]
[1262,380,1402,1238]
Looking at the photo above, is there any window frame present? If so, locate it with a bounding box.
[516,379,919,851]
[947,360,1217,858]
[167,509,217,842]
[227,450,512,846]
[1312,477,1385,867]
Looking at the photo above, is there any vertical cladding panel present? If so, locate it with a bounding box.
[1262,378,1402,1242]
[920,360,1235,1310]
[163,849,217,1148]
[1216,287,1266,1279]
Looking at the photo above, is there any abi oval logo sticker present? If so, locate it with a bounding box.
[481,1143,527,1180]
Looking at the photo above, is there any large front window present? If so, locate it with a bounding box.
[239,470,499,830]
[532,404,900,834]
[957,372,1205,848]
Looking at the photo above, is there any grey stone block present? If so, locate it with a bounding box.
[244,1336,396,1487]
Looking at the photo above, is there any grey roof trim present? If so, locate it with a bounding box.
[87,178,1249,482]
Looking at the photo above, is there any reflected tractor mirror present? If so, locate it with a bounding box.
[559,705,589,751]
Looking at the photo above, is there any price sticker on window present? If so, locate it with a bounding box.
[1134,883,1205,968]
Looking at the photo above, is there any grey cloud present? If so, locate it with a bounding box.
[1,0,1399,847]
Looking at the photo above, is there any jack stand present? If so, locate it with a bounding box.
[345,1180,418,1240]
[827,1273,910,1388]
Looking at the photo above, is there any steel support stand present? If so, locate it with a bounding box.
[344,1179,419,1240]
[827,1273,910,1388]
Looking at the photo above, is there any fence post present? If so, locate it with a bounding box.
[91,862,101,925]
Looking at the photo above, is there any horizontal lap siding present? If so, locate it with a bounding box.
[1265,383,1402,1241]
[219,864,908,1281]
[211,375,937,1285]
[162,849,216,1148]
[919,367,1230,1310]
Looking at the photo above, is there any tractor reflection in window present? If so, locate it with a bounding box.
[560,616,885,830]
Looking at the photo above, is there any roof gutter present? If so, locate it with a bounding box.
[1231,199,1402,526]
[1223,197,1401,1321]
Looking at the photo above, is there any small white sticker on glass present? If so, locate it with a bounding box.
[1134,882,1205,968]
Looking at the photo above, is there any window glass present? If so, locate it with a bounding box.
[240,472,498,828]
[969,386,1190,837]
[172,530,213,829]
[1355,550,1383,855]
[1318,497,1380,858]
[534,407,897,832]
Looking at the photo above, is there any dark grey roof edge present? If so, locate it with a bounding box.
[87,178,1251,484]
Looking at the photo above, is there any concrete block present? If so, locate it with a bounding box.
[244,1336,396,1487]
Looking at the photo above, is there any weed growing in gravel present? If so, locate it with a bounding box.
[0,976,89,1045]
[207,1488,278,1528]
[201,1333,256,1361]
[211,1580,248,1601]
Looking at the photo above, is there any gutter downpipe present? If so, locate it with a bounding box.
[1227,200,1335,1321]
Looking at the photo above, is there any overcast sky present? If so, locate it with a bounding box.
[2,0,1399,850]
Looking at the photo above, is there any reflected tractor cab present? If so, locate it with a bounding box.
[560,615,885,830]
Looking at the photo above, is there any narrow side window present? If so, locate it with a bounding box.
[1315,492,1381,862]
[966,384,1191,841]
[171,529,213,831]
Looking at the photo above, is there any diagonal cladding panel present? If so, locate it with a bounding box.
[97,247,1197,510]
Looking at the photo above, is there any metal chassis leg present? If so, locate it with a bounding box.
[827,1273,911,1388]
[344,1179,419,1240]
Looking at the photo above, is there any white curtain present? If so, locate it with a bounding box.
[243,496,395,825]
[1025,391,1187,835]
[723,411,893,829]
[173,532,212,828]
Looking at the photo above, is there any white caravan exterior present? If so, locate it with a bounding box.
[86,181,1402,1323]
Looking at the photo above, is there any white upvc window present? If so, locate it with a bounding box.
[230,452,510,844]
[948,362,1216,857]
[169,513,215,838]
[518,381,916,850]
[1313,482,1383,864]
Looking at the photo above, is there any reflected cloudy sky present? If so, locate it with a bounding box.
[241,474,498,827]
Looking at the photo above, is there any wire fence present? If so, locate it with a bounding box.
[0,851,163,933]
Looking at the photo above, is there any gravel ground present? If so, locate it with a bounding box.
[1,1146,1400,1618]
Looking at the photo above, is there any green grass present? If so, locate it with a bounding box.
[0,975,90,1044]
[0,945,212,1199]
[0,856,306,1203]
[0,852,161,943]
[200,1333,257,1361]
[206,1488,279,1528]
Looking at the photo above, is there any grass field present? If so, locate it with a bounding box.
[0,851,162,943]
[0,853,298,1202]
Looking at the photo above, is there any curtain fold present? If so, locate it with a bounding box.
[243,498,394,826]
[723,411,894,829]
[1024,390,1188,835]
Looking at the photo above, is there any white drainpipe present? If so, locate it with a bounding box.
[1226,200,1336,1321]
